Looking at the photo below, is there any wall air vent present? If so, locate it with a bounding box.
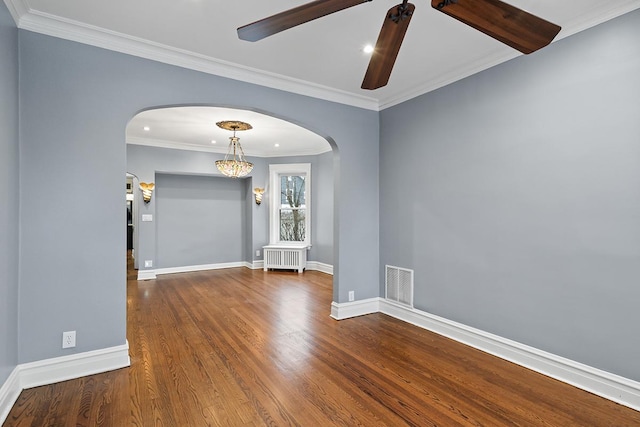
[385,265,414,308]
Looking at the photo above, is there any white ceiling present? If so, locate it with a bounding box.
[5,0,640,155]
[128,106,331,157]
[6,0,640,110]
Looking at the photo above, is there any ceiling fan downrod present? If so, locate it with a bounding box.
[435,0,458,9]
[390,0,414,23]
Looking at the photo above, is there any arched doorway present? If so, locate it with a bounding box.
[125,105,338,288]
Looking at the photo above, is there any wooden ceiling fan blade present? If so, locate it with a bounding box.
[431,0,561,54]
[238,0,371,42]
[361,3,415,90]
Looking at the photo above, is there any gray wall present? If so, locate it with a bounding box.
[264,152,334,265]
[13,0,638,393]
[18,30,378,364]
[127,144,334,268]
[156,173,247,268]
[312,151,334,265]
[127,145,259,269]
[0,0,19,384]
[379,10,640,380]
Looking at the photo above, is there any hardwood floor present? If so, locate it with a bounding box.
[5,259,640,426]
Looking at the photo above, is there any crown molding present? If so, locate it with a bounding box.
[554,0,640,39]
[3,0,27,25]
[10,3,380,111]
[379,49,520,110]
[127,137,229,155]
[7,0,640,111]
[126,137,331,158]
[380,0,640,109]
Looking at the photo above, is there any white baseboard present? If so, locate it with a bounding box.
[0,367,21,425]
[137,269,156,280]
[250,260,264,270]
[307,261,333,275]
[138,262,247,280]
[330,298,379,320]
[154,262,246,276]
[138,260,333,279]
[18,342,130,389]
[0,342,130,425]
[331,297,640,412]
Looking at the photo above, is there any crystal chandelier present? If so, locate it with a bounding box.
[215,120,254,178]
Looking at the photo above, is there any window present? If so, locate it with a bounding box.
[269,163,311,246]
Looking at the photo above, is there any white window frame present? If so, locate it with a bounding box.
[269,163,311,247]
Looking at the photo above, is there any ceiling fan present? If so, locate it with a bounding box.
[237,0,561,90]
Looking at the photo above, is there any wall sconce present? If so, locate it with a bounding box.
[139,182,155,203]
[253,187,265,205]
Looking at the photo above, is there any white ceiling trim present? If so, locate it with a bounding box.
[126,137,331,158]
[3,0,25,24]
[127,137,229,155]
[9,1,379,111]
[380,0,640,109]
[556,0,640,37]
[7,0,640,111]
[379,48,520,109]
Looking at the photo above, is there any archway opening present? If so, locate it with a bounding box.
[125,105,339,290]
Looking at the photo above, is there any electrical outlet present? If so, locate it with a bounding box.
[256,250,260,257]
[62,331,76,349]
[144,260,153,268]
[348,291,355,302]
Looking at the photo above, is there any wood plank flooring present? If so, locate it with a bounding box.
[4,258,640,426]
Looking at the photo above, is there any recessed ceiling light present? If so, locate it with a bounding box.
[143,126,150,131]
[274,143,280,147]
[363,44,374,54]
[211,140,216,144]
